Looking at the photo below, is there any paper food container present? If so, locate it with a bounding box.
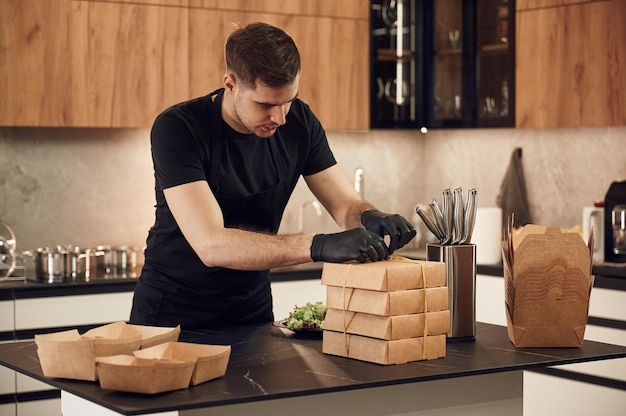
[323,308,450,340]
[133,342,231,386]
[321,259,450,365]
[35,322,180,381]
[504,225,594,347]
[125,323,181,349]
[321,259,446,291]
[322,330,446,365]
[96,355,195,394]
[326,285,448,316]
[35,328,142,381]
[83,321,180,349]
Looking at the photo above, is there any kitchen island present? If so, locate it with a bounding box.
[1,260,625,415]
[1,322,625,416]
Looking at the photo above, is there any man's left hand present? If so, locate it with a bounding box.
[361,210,417,254]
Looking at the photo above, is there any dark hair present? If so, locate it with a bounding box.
[225,22,301,89]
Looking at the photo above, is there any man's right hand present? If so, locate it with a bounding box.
[310,229,389,263]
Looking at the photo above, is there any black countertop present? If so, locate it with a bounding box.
[0,322,625,415]
[2,256,625,300]
[0,264,324,301]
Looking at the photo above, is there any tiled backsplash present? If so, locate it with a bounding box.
[1,126,625,253]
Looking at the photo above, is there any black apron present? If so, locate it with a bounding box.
[131,89,292,329]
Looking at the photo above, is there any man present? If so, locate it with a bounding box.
[129,22,416,329]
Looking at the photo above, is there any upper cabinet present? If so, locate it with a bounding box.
[370,0,515,129]
[0,0,369,130]
[0,0,190,127]
[190,9,369,131]
[516,0,626,128]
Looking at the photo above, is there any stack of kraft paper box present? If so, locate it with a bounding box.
[503,224,595,347]
[321,259,450,365]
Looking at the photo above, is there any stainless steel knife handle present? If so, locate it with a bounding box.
[415,204,445,242]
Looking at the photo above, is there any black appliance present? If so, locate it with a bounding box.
[604,181,626,263]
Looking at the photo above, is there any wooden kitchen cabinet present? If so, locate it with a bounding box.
[188,7,369,130]
[516,0,606,9]
[191,0,368,19]
[0,0,190,128]
[0,0,369,130]
[515,0,626,127]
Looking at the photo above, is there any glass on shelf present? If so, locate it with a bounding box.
[432,0,463,122]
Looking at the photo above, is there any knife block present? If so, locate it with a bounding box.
[427,244,476,341]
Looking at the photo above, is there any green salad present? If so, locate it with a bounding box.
[285,301,327,331]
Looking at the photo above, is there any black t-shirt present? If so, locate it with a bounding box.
[132,90,336,328]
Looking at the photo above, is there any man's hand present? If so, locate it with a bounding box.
[361,210,416,253]
[310,229,389,263]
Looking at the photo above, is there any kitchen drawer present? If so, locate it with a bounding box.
[524,370,626,416]
[0,301,14,333]
[0,403,15,416]
[14,292,133,331]
[589,287,626,321]
[17,398,60,416]
[15,373,52,395]
[0,361,15,396]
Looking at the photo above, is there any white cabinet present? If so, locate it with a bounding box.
[17,399,60,416]
[15,292,133,330]
[0,301,14,333]
[271,279,326,322]
[0,403,15,416]
[0,361,15,396]
[1,291,135,416]
[476,274,626,416]
[476,274,507,326]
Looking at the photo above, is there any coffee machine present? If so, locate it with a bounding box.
[604,181,626,263]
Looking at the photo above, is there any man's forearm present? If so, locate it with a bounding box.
[194,228,315,271]
[343,200,376,230]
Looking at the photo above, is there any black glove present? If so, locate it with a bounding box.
[361,210,416,253]
[310,228,389,263]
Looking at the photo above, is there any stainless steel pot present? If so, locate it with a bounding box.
[30,247,71,284]
[24,244,139,283]
[25,246,94,283]
[113,246,138,278]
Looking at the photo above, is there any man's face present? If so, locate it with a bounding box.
[229,74,300,138]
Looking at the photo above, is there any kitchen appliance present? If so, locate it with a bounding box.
[582,205,604,264]
[603,181,626,263]
[613,205,626,256]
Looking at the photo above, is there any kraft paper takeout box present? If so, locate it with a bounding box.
[35,322,181,381]
[326,285,448,316]
[133,342,231,386]
[321,259,449,365]
[95,355,195,394]
[322,330,446,365]
[321,259,446,291]
[504,225,594,347]
[96,342,231,394]
[322,308,450,340]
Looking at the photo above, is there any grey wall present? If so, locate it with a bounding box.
[1,125,624,254]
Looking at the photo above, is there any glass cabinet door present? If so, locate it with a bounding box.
[475,0,515,127]
[369,0,515,129]
[370,0,417,128]
[431,0,464,125]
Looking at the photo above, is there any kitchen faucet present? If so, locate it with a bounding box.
[354,167,364,199]
[298,200,323,233]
